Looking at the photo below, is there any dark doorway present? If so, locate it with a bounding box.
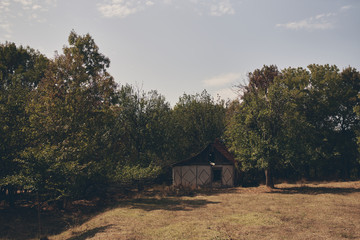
[213,168,222,183]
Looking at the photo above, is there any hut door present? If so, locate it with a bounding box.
[212,167,222,186]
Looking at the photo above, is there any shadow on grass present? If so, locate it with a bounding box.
[66,224,113,240]
[270,186,360,195]
[118,197,221,211]
[0,204,101,240]
[0,196,221,239]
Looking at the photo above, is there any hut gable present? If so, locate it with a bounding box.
[172,139,235,187]
[173,139,235,166]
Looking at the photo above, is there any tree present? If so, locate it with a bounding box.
[226,66,313,188]
[110,85,170,187]
[227,64,360,186]
[306,65,360,179]
[115,85,172,165]
[0,42,48,205]
[24,31,118,203]
[171,90,226,162]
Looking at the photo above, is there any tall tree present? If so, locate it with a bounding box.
[0,42,48,205]
[24,31,117,202]
[226,66,313,188]
[307,65,360,179]
[172,90,226,162]
[114,85,172,167]
[227,64,360,186]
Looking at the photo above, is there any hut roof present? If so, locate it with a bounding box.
[173,139,235,166]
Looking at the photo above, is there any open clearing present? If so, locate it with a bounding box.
[2,181,360,240]
[51,181,360,240]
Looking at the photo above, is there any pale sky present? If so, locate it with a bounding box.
[1,0,359,105]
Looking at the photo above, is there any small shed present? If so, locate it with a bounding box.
[172,139,236,188]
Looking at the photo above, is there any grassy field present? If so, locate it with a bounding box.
[2,181,360,240]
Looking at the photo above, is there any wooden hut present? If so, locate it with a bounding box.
[172,139,236,188]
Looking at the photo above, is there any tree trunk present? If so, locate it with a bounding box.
[7,187,15,208]
[265,168,274,188]
[0,187,4,202]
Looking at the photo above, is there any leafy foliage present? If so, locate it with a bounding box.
[172,90,226,161]
[1,32,360,205]
[0,43,48,204]
[226,65,360,187]
[23,31,118,200]
[114,85,172,167]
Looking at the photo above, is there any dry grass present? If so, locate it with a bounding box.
[43,181,360,240]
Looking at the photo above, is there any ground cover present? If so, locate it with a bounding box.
[52,181,360,240]
[1,181,360,240]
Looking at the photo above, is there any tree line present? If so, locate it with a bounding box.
[0,31,226,206]
[1,31,359,206]
[226,65,360,187]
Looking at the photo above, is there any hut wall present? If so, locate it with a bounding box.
[172,166,212,187]
[172,166,182,186]
[221,165,234,186]
[196,166,212,186]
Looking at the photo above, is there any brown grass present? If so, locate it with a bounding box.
[2,181,360,240]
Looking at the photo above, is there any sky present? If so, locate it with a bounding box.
[1,0,359,106]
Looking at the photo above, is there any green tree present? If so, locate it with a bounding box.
[116,86,171,163]
[226,66,313,188]
[227,64,360,186]
[24,31,117,203]
[111,85,170,186]
[172,90,226,162]
[0,42,48,205]
[307,65,360,179]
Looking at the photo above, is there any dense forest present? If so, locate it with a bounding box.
[1,31,359,206]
